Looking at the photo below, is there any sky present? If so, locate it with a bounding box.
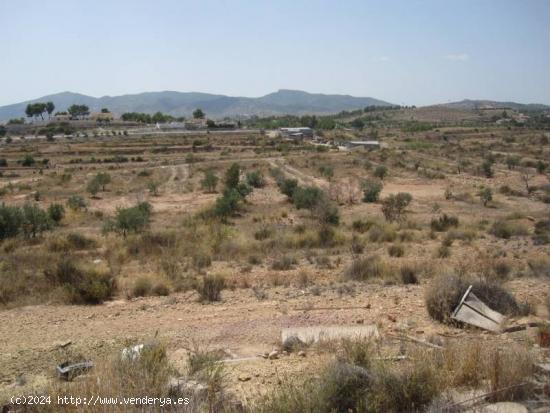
[1,0,549,106]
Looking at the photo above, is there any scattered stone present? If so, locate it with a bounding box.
[52,340,72,349]
[298,351,306,357]
[268,350,279,360]
[238,374,252,382]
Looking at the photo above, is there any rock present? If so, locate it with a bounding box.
[168,378,207,398]
[52,340,72,349]
[282,335,304,352]
[261,352,269,359]
[238,374,252,382]
[481,402,528,413]
[268,350,279,360]
[298,351,306,357]
[356,319,364,324]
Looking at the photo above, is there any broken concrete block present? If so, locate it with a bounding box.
[451,285,505,332]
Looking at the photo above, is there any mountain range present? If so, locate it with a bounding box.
[0,90,393,121]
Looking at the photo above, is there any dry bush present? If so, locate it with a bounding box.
[430,214,459,232]
[527,256,550,277]
[345,255,388,281]
[400,264,419,284]
[272,255,297,271]
[48,233,97,252]
[388,244,404,257]
[367,222,397,243]
[131,277,152,297]
[489,219,529,239]
[195,274,225,302]
[45,258,116,304]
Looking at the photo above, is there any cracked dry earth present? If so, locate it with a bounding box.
[1,277,548,401]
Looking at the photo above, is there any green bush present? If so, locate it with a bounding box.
[381,193,412,222]
[373,165,388,179]
[104,202,152,236]
[132,277,153,297]
[246,171,266,188]
[490,220,529,239]
[292,186,324,209]
[201,170,218,192]
[278,178,298,198]
[47,203,65,223]
[362,179,383,203]
[66,195,87,211]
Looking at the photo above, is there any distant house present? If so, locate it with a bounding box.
[184,118,208,130]
[279,127,313,139]
[345,140,380,150]
[90,112,114,122]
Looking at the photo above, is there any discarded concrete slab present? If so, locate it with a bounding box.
[281,325,379,344]
[452,285,505,332]
[56,361,93,381]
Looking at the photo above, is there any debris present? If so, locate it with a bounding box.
[268,350,279,360]
[121,344,145,361]
[56,361,93,381]
[387,333,443,350]
[451,285,505,332]
[281,325,379,344]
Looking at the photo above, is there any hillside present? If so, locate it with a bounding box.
[0,90,392,121]
[438,99,550,111]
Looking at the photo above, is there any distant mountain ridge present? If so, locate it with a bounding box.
[437,99,550,111]
[0,89,393,121]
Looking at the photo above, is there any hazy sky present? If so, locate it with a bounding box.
[1,0,549,106]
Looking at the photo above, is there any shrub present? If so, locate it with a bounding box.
[373,165,388,179]
[478,187,493,206]
[272,255,297,271]
[47,203,65,223]
[246,171,266,188]
[292,186,324,209]
[362,179,383,203]
[45,258,115,304]
[400,264,419,284]
[345,255,386,281]
[196,274,225,302]
[0,204,23,240]
[105,202,152,236]
[278,178,298,198]
[21,155,35,167]
[482,160,494,178]
[533,219,550,245]
[430,214,459,232]
[132,277,153,297]
[490,219,529,239]
[224,163,240,189]
[21,203,52,238]
[66,195,87,211]
[201,170,218,192]
[388,244,404,257]
[213,188,241,220]
[527,257,550,277]
[381,193,412,222]
[152,282,170,296]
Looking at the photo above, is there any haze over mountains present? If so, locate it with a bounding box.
[0,90,393,121]
[1,90,548,122]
